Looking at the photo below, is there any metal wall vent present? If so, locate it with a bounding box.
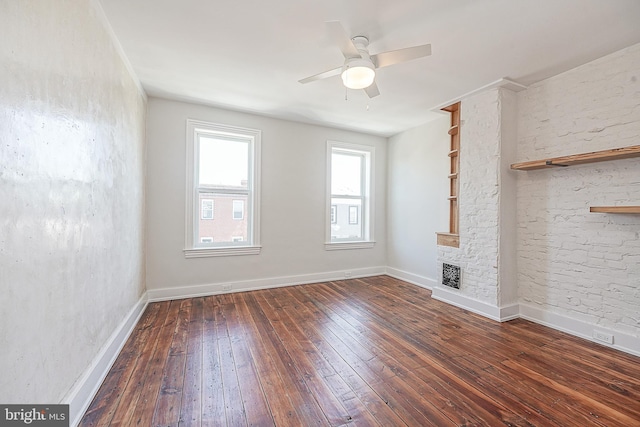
[442,263,460,289]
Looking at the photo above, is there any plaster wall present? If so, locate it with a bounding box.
[387,117,449,286]
[145,97,387,292]
[0,0,146,404]
[517,43,640,337]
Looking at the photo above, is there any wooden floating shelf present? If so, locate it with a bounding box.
[511,145,640,171]
[590,206,640,214]
[448,125,459,136]
[448,149,459,157]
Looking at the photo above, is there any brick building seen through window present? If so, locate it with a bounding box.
[198,193,248,243]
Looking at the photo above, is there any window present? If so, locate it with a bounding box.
[201,199,214,219]
[326,141,374,250]
[185,119,261,258]
[232,200,244,220]
[349,205,359,224]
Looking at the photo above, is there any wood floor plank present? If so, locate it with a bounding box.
[318,280,521,425]
[124,300,182,427]
[178,297,203,426]
[152,299,192,427]
[299,286,447,426]
[244,292,330,426]
[80,276,640,427]
[217,298,247,426]
[281,286,409,427]
[255,290,353,426]
[226,294,273,426]
[233,293,302,427]
[200,296,226,427]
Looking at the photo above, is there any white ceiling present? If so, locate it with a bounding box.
[99,0,640,137]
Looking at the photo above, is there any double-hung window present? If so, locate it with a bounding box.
[326,141,374,250]
[185,119,261,257]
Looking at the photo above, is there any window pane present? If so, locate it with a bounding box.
[330,198,362,240]
[198,193,248,244]
[199,136,248,188]
[349,205,359,224]
[201,199,214,219]
[232,200,244,220]
[331,152,362,196]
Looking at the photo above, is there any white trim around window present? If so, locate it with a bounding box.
[184,119,261,258]
[325,140,375,251]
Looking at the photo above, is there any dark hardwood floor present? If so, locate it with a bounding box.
[80,276,640,426]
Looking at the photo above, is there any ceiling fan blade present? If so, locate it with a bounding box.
[372,44,431,68]
[364,81,380,98]
[326,21,360,59]
[298,66,342,84]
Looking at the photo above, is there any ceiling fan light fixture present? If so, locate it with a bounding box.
[341,58,375,89]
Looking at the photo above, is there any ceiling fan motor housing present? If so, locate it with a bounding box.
[341,36,376,89]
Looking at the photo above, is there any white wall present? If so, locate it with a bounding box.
[0,0,146,410]
[437,90,503,306]
[498,89,518,307]
[386,117,449,287]
[145,97,387,295]
[433,88,520,321]
[517,43,640,348]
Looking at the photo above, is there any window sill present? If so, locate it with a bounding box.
[324,241,375,251]
[184,245,261,258]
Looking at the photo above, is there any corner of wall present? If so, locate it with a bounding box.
[64,293,149,427]
[90,0,147,101]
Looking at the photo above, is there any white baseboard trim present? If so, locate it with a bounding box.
[147,266,387,302]
[519,303,640,358]
[431,286,519,322]
[64,292,149,427]
[385,267,436,290]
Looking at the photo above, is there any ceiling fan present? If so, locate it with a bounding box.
[299,21,432,98]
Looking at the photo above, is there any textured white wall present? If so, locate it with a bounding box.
[0,0,146,403]
[387,117,449,285]
[146,97,387,291]
[437,90,502,305]
[435,88,519,311]
[517,43,640,337]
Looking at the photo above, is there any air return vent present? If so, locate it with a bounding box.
[442,263,460,289]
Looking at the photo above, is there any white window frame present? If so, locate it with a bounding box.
[325,141,375,250]
[330,205,337,224]
[184,119,261,258]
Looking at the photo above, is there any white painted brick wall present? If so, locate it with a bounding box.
[517,43,640,337]
[437,89,502,306]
